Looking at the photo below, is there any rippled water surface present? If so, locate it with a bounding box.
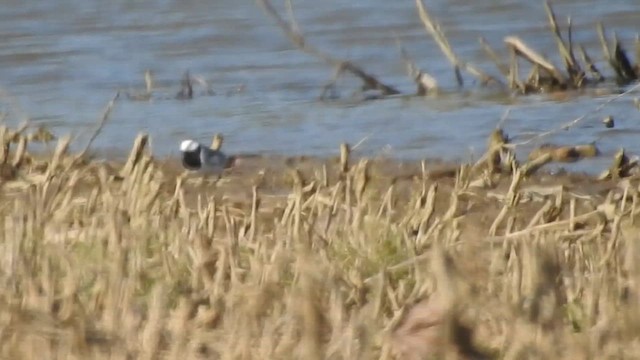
[1,0,639,173]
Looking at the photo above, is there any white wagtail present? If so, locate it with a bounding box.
[179,138,234,177]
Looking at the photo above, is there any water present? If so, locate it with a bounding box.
[1,0,639,174]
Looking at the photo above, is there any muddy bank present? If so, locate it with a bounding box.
[35,147,628,243]
[2,132,640,358]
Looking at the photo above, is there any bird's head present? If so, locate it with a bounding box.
[180,139,200,152]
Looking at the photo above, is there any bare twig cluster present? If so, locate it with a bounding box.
[125,70,231,102]
[415,0,502,88]
[419,0,639,94]
[256,0,401,100]
[473,122,639,182]
[257,0,639,99]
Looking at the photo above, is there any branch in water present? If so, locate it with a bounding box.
[415,0,503,88]
[256,0,400,97]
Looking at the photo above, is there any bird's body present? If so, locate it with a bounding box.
[180,139,232,175]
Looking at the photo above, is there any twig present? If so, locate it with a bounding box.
[504,36,566,84]
[565,17,588,87]
[567,17,575,62]
[578,45,604,82]
[256,0,400,96]
[596,24,636,82]
[488,167,523,235]
[508,47,524,92]
[120,133,150,177]
[496,108,512,129]
[486,209,601,241]
[76,92,120,159]
[145,69,154,93]
[612,34,638,82]
[352,133,373,151]
[319,66,343,101]
[521,153,552,176]
[190,74,215,96]
[176,71,193,100]
[469,111,512,172]
[284,0,301,35]
[415,0,502,87]
[394,37,438,95]
[596,22,613,62]
[11,136,27,168]
[509,82,640,147]
[526,64,541,87]
[45,135,73,180]
[479,37,510,80]
[544,1,581,80]
[364,251,430,285]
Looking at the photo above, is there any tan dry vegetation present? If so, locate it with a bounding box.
[1,126,640,359]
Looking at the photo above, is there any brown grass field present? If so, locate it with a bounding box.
[1,127,640,359]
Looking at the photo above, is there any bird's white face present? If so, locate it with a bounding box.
[180,139,199,152]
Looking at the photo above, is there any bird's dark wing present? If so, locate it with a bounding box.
[182,150,202,170]
[200,148,229,171]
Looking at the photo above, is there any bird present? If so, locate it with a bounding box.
[179,138,234,176]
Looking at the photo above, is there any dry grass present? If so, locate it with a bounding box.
[1,126,640,359]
